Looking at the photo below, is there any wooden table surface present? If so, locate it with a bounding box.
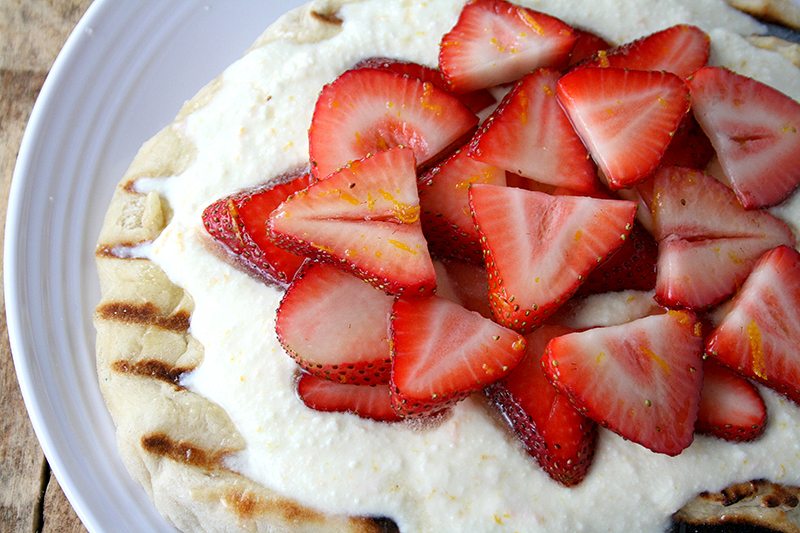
[1,1,91,531]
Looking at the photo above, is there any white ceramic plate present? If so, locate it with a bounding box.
[5,2,305,531]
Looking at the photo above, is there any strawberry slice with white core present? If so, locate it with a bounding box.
[269,147,436,296]
[557,67,690,190]
[706,246,800,405]
[487,324,597,486]
[390,295,526,417]
[439,0,577,93]
[469,68,598,194]
[656,235,791,310]
[650,167,793,241]
[202,170,311,285]
[353,57,496,114]
[419,148,506,263]
[276,263,394,385]
[696,360,766,442]
[588,24,710,79]
[297,373,402,422]
[688,66,800,208]
[649,166,794,309]
[308,67,478,180]
[543,311,705,456]
[469,184,636,333]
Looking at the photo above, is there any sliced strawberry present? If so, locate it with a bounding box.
[297,373,402,422]
[543,311,705,455]
[487,325,597,486]
[650,167,792,242]
[567,28,609,68]
[433,259,492,318]
[419,148,506,263]
[390,295,526,417]
[353,57,496,113]
[469,69,598,194]
[202,170,311,285]
[469,184,636,333]
[577,222,658,295]
[648,166,794,309]
[269,147,436,296]
[309,67,477,180]
[439,0,577,93]
[688,66,800,208]
[706,246,800,405]
[696,360,766,442]
[660,114,715,170]
[276,263,394,384]
[557,67,690,190]
[587,25,709,78]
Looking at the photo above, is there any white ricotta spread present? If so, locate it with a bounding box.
[146,1,800,531]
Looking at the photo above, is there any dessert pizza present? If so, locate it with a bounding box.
[94,0,800,531]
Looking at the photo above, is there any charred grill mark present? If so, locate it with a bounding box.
[111,359,194,387]
[310,9,343,25]
[122,179,140,193]
[673,480,800,532]
[223,488,321,523]
[721,481,759,506]
[219,487,397,531]
[141,433,226,470]
[97,302,190,331]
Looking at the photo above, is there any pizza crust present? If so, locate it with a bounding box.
[94,1,390,531]
[94,1,800,531]
[725,0,800,29]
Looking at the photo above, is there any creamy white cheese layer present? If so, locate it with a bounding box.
[146,1,800,531]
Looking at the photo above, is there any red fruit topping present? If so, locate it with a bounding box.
[269,147,436,296]
[648,166,794,309]
[354,57,496,113]
[660,114,716,170]
[297,373,402,422]
[419,148,506,263]
[308,67,477,180]
[469,184,636,333]
[696,360,766,442]
[439,0,576,92]
[469,69,598,194]
[577,222,658,296]
[706,246,800,405]
[433,259,492,318]
[567,28,610,68]
[688,66,800,208]
[557,67,690,190]
[487,325,597,486]
[543,311,705,455]
[588,24,709,78]
[276,263,394,385]
[390,295,526,417]
[202,170,311,285]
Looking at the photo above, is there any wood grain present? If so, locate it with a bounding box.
[1,2,92,532]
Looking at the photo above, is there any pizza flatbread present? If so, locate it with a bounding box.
[94,1,800,531]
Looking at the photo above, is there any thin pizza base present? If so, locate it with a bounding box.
[94,1,800,531]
